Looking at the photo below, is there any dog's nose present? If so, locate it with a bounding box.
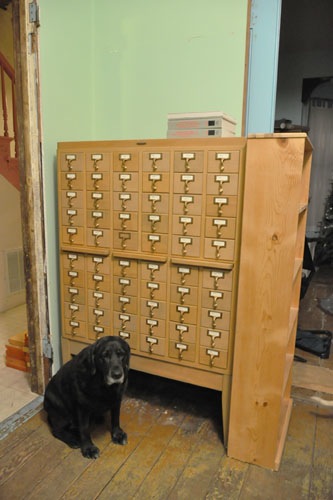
[111,369,123,380]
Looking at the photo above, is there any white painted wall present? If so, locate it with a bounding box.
[0,176,25,312]
[275,49,333,125]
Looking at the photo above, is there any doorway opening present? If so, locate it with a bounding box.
[0,0,51,426]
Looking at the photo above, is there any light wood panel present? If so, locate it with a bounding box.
[228,134,312,470]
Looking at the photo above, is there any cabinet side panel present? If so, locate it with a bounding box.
[228,136,305,469]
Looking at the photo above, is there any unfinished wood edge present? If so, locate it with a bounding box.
[12,0,50,394]
[274,397,293,471]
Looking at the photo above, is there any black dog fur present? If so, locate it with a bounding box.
[43,336,130,459]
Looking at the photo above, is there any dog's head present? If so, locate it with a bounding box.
[88,336,130,386]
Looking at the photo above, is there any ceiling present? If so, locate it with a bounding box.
[279,0,333,52]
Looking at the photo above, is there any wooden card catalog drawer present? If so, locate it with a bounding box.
[169,341,196,363]
[142,151,171,171]
[60,152,85,172]
[86,171,110,191]
[113,151,139,171]
[207,150,240,173]
[199,346,227,370]
[140,335,166,356]
[86,153,111,172]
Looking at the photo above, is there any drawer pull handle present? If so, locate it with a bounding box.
[178,286,189,305]
[214,197,228,216]
[68,213,75,226]
[147,300,158,317]
[216,152,230,172]
[151,198,157,213]
[119,153,131,171]
[120,315,130,331]
[179,237,191,256]
[150,153,162,171]
[91,154,103,171]
[176,342,188,360]
[179,216,193,236]
[146,336,158,353]
[149,215,160,232]
[92,211,103,228]
[176,324,188,342]
[94,233,102,247]
[92,159,100,171]
[216,174,230,195]
[208,330,221,347]
[207,348,219,367]
[151,179,158,192]
[66,156,76,171]
[181,153,195,172]
[70,320,79,337]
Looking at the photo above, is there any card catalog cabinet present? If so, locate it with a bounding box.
[58,134,312,470]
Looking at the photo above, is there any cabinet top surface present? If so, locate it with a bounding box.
[57,137,247,150]
[57,134,312,151]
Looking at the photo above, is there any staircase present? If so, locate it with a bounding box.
[0,51,19,190]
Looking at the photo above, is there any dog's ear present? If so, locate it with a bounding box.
[79,342,97,376]
[90,344,96,376]
[121,338,130,368]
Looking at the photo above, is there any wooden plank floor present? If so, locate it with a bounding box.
[0,368,332,500]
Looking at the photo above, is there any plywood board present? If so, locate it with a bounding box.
[292,363,333,395]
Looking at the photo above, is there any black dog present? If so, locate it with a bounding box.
[44,336,130,459]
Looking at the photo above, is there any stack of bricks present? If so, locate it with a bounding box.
[5,332,30,372]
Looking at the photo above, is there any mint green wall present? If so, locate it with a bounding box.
[93,0,248,139]
[39,0,95,370]
[39,0,248,370]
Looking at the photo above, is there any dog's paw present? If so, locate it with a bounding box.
[112,427,128,445]
[81,444,100,459]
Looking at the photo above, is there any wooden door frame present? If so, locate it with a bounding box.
[12,0,50,394]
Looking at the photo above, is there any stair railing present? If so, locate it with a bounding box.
[0,51,17,158]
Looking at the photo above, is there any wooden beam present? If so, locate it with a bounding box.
[12,0,51,394]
